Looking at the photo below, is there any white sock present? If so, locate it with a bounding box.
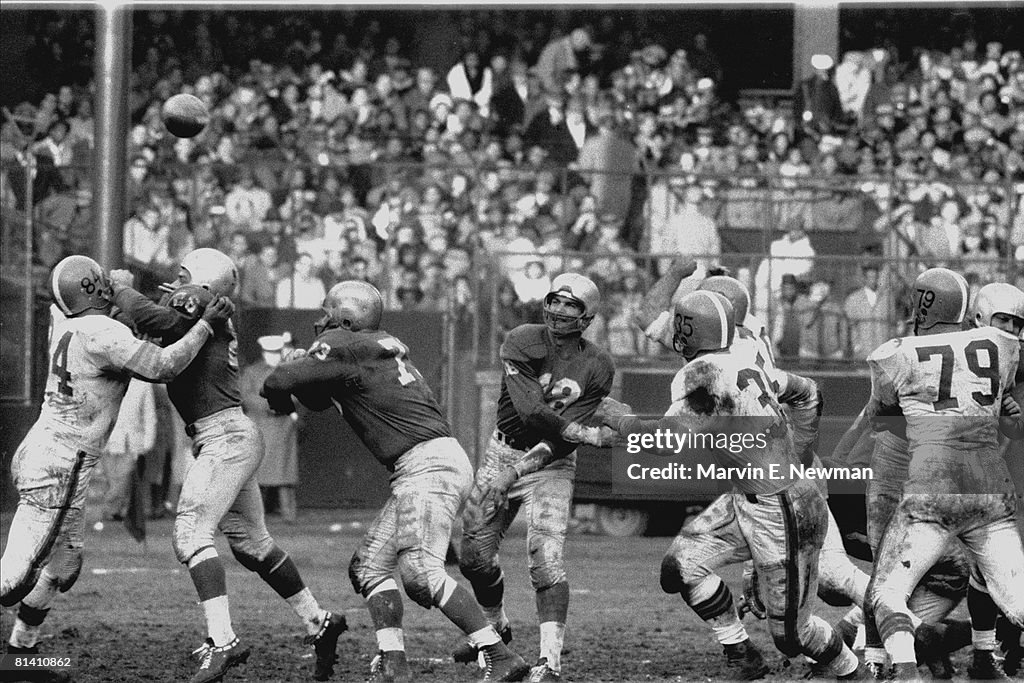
[468,626,500,648]
[709,613,749,646]
[482,604,508,630]
[829,646,859,677]
[286,587,325,636]
[201,595,236,646]
[864,646,888,665]
[853,625,866,653]
[973,629,997,651]
[539,621,565,672]
[8,619,40,649]
[884,631,916,664]
[376,627,404,652]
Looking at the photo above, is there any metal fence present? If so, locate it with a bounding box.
[1,154,1021,402]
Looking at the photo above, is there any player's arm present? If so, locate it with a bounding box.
[261,347,354,414]
[633,257,699,350]
[110,283,195,340]
[830,406,872,465]
[999,384,1024,440]
[98,300,230,381]
[773,370,821,465]
[596,399,717,456]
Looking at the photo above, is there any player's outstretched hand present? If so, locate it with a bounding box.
[472,467,517,515]
[202,296,235,324]
[672,257,699,279]
[108,268,135,290]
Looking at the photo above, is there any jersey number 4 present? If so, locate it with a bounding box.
[378,337,420,386]
[916,339,1000,410]
[51,331,74,396]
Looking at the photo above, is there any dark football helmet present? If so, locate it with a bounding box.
[672,290,735,359]
[912,268,968,333]
[699,275,750,324]
[318,280,384,334]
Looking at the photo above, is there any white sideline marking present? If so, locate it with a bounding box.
[91,567,181,575]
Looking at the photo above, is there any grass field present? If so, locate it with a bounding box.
[1,508,980,682]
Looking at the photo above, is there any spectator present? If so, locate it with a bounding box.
[794,54,844,140]
[523,91,578,166]
[647,179,720,275]
[123,203,171,268]
[688,33,723,84]
[490,58,544,135]
[798,281,847,359]
[535,27,591,97]
[446,50,494,118]
[754,216,816,319]
[240,333,299,522]
[224,168,273,229]
[834,51,872,122]
[511,258,551,305]
[844,262,892,360]
[277,251,326,308]
[772,273,804,358]
[240,241,280,308]
[574,110,636,222]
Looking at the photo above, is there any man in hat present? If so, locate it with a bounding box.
[240,333,300,523]
[794,54,844,140]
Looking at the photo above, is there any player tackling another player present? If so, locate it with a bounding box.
[261,280,530,682]
[108,248,345,683]
[1,255,231,682]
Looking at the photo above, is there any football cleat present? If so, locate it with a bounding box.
[528,658,561,681]
[477,640,530,682]
[837,662,869,680]
[891,661,924,681]
[914,622,953,679]
[367,650,411,683]
[865,661,889,680]
[722,639,769,680]
[303,610,348,681]
[967,649,1010,680]
[189,637,250,683]
[454,623,513,664]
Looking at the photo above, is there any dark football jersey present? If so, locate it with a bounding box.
[113,287,241,425]
[495,324,615,455]
[262,327,451,468]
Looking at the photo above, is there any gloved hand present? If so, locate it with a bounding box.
[738,563,766,620]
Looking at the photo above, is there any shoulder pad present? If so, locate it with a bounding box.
[867,337,903,362]
[502,324,549,361]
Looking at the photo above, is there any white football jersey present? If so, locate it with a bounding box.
[38,305,150,454]
[868,326,1020,453]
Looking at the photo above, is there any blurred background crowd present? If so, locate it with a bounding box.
[2,8,1023,363]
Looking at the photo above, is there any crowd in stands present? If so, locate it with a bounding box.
[2,9,1023,362]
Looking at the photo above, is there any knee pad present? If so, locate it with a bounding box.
[398,552,446,609]
[458,555,499,587]
[527,532,565,590]
[349,549,390,597]
[818,582,855,608]
[230,543,284,576]
[660,554,686,596]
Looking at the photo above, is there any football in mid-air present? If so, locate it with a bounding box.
[161,93,209,138]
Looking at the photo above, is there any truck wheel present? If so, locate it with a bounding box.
[594,505,649,536]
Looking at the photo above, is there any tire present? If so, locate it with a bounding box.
[594,505,649,537]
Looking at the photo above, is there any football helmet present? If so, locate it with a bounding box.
[672,290,735,360]
[177,248,238,297]
[912,267,968,333]
[319,280,384,334]
[543,273,600,336]
[699,275,750,324]
[972,282,1024,333]
[50,255,111,317]
[167,284,215,319]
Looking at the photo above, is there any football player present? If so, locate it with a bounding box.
[261,280,529,683]
[600,290,862,680]
[639,260,870,660]
[2,256,227,667]
[108,249,345,683]
[457,274,616,682]
[864,269,1024,680]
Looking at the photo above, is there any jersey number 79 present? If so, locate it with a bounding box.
[916,339,1000,410]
